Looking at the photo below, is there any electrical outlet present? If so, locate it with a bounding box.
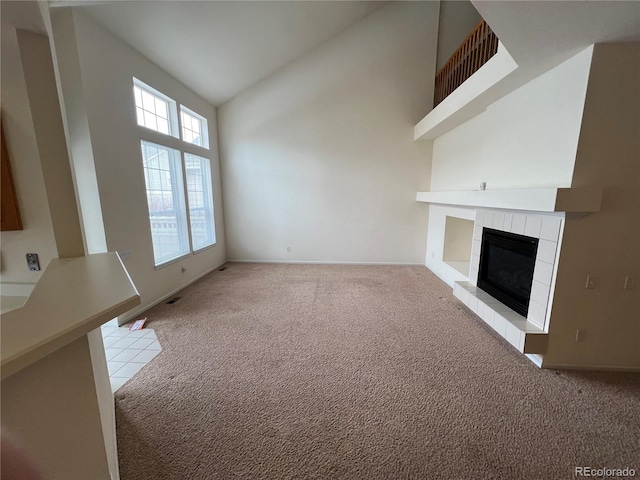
[585,275,596,289]
[118,250,132,260]
[624,276,634,290]
[26,253,40,271]
[575,329,586,342]
[181,266,187,273]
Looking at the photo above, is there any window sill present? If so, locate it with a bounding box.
[193,242,216,255]
[154,252,191,270]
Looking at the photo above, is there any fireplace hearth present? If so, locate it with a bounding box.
[477,228,539,317]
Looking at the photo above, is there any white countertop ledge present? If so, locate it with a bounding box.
[416,187,603,213]
[1,253,140,380]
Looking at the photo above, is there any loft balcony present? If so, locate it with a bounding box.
[415,1,638,142]
[415,11,518,141]
[433,19,498,108]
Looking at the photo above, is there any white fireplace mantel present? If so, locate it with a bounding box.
[423,197,577,368]
[416,186,602,213]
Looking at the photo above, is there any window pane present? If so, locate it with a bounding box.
[180,107,208,148]
[143,110,157,131]
[133,79,176,137]
[184,153,215,250]
[141,90,155,112]
[155,98,168,118]
[157,117,169,135]
[141,140,189,265]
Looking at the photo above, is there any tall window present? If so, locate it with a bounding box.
[133,78,215,266]
[184,153,215,250]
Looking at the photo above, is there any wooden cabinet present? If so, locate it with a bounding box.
[1,125,23,231]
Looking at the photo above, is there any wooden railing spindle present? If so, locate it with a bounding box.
[433,19,498,107]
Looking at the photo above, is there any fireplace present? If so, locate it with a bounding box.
[477,228,539,317]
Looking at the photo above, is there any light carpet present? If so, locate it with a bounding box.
[115,263,640,479]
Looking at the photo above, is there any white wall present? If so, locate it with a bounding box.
[48,9,108,255]
[16,29,85,259]
[430,46,593,192]
[544,43,640,369]
[436,0,482,71]
[219,2,437,264]
[2,335,112,480]
[51,9,226,318]
[0,25,58,283]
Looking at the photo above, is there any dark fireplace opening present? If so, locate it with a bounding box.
[477,228,538,317]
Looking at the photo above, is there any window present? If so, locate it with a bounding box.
[141,141,190,265]
[133,79,178,137]
[133,78,216,267]
[185,153,215,250]
[180,106,209,148]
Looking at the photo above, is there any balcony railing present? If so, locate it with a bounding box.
[433,19,499,107]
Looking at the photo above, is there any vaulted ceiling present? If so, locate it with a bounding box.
[66,1,386,106]
[5,1,639,109]
[473,0,640,70]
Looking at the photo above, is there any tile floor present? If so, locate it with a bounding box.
[101,319,163,392]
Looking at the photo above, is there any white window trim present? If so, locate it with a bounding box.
[133,78,217,268]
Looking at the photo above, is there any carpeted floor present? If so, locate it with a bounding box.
[115,263,640,479]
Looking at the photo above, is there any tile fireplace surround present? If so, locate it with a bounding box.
[419,187,602,368]
[455,209,564,366]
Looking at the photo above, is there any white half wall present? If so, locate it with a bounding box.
[219,2,437,264]
[430,46,593,192]
[50,9,227,317]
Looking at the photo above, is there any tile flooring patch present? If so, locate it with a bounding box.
[101,319,162,392]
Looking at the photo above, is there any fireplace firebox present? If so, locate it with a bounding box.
[477,228,538,317]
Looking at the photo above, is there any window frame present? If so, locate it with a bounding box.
[184,152,216,252]
[180,105,210,149]
[133,78,179,138]
[140,140,191,267]
[132,78,216,268]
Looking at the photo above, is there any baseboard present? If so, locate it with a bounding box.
[525,354,543,368]
[542,362,640,372]
[117,260,228,325]
[227,259,424,266]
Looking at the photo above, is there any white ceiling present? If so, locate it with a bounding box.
[474,0,640,70]
[10,1,638,109]
[65,1,386,106]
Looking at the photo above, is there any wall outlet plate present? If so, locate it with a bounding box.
[26,253,40,271]
[624,276,634,290]
[585,275,596,289]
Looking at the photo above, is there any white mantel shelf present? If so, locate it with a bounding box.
[1,253,140,380]
[416,187,602,213]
